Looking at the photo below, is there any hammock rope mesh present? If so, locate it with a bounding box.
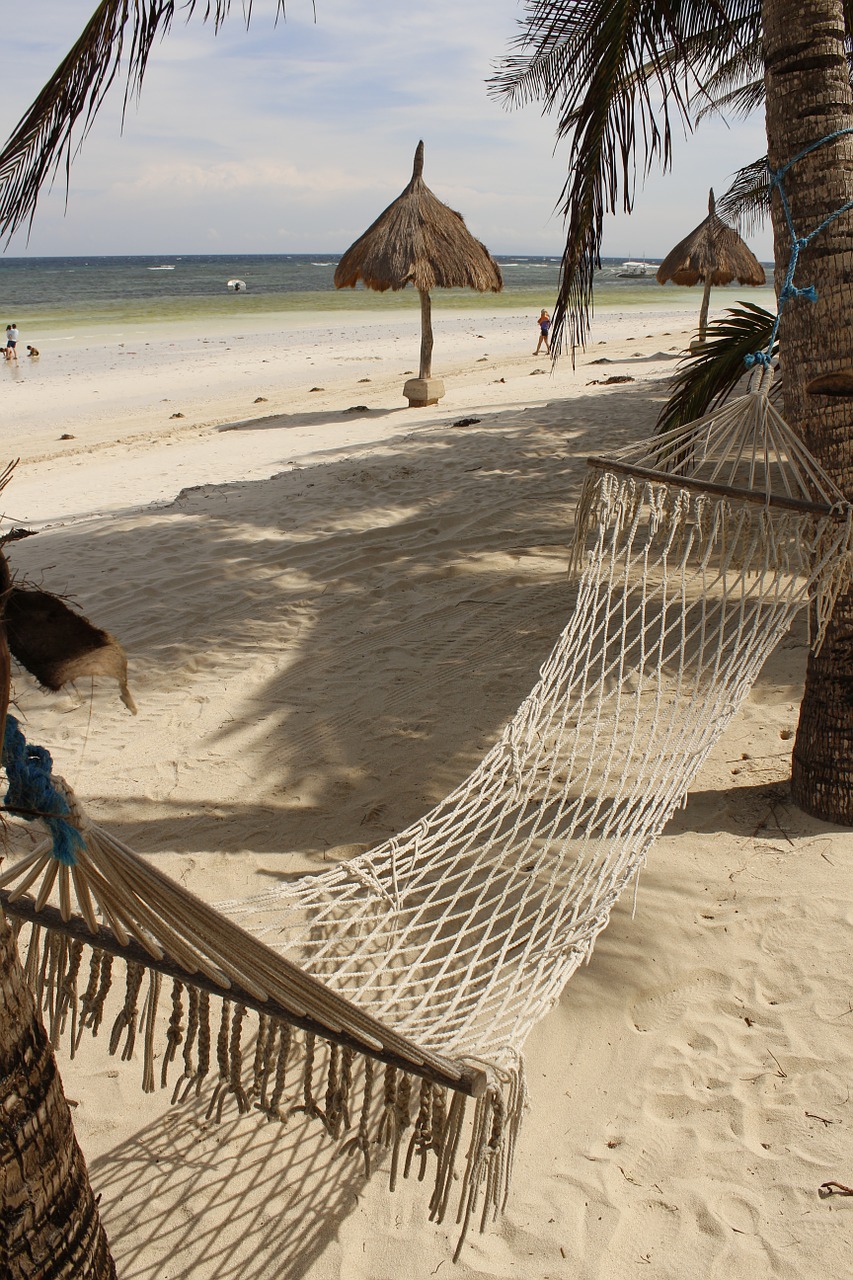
[2,369,852,1256]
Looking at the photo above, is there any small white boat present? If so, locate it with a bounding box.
[227,279,247,292]
[618,260,648,278]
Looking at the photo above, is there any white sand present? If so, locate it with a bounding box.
[3,299,851,1280]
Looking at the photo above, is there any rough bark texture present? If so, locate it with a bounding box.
[763,0,853,823]
[0,913,116,1279]
[0,564,115,1280]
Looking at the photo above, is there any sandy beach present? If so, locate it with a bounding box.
[2,296,851,1280]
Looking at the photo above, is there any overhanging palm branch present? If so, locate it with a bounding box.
[694,14,853,236]
[493,1,853,361]
[717,156,771,235]
[655,300,776,433]
[694,77,764,120]
[0,0,288,243]
[491,1,762,359]
[707,15,853,235]
[691,32,762,121]
[634,30,767,235]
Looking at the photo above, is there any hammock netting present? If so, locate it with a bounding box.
[2,370,852,1256]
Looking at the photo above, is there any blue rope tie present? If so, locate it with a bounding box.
[779,283,818,303]
[770,128,853,184]
[745,128,853,370]
[2,714,85,866]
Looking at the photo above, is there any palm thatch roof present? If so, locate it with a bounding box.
[334,142,502,294]
[656,190,766,287]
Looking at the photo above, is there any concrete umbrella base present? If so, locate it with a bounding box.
[403,377,445,407]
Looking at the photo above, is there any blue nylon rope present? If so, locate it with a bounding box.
[745,127,853,369]
[2,714,85,866]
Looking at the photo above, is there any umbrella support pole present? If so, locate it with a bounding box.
[419,288,433,379]
[404,289,445,406]
[690,275,714,352]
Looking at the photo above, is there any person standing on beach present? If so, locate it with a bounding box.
[534,309,551,355]
[5,324,19,361]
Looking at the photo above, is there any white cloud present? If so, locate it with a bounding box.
[112,158,377,197]
[1,1,771,260]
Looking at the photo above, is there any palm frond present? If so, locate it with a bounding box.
[690,32,762,120]
[716,156,770,235]
[693,76,764,121]
[655,301,777,433]
[0,0,288,242]
[691,3,853,124]
[491,0,762,360]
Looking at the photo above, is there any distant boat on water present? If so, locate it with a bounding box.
[618,260,648,278]
[227,278,247,292]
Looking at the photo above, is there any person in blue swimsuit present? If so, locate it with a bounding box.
[534,309,551,355]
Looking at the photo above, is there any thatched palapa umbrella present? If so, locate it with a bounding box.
[656,189,766,347]
[334,142,502,406]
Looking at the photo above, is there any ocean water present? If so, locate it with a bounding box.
[0,253,688,330]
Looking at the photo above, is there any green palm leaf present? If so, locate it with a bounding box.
[492,0,762,359]
[691,32,762,121]
[0,0,288,242]
[493,1,853,360]
[694,77,764,120]
[716,157,770,235]
[655,301,776,433]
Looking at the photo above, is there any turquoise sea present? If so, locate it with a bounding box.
[0,253,687,330]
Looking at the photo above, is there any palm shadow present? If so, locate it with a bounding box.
[218,405,400,433]
[8,376,806,876]
[20,372,829,1276]
[12,387,657,863]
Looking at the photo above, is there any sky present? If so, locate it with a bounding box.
[1,1,773,261]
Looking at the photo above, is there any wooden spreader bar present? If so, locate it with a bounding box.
[585,456,840,518]
[1,890,489,1099]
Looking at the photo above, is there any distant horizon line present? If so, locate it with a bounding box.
[0,250,778,268]
[0,250,659,263]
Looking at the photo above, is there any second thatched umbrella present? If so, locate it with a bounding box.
[656,189,766,347]
[334,142,503,406]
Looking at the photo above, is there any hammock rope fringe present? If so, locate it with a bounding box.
[2,365,852,1257]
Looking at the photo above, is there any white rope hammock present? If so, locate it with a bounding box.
[3,367,852,1256]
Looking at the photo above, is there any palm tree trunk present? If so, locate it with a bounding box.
[0,554,115,1279]
[0,911,116,1279]
[763,0,853,823]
